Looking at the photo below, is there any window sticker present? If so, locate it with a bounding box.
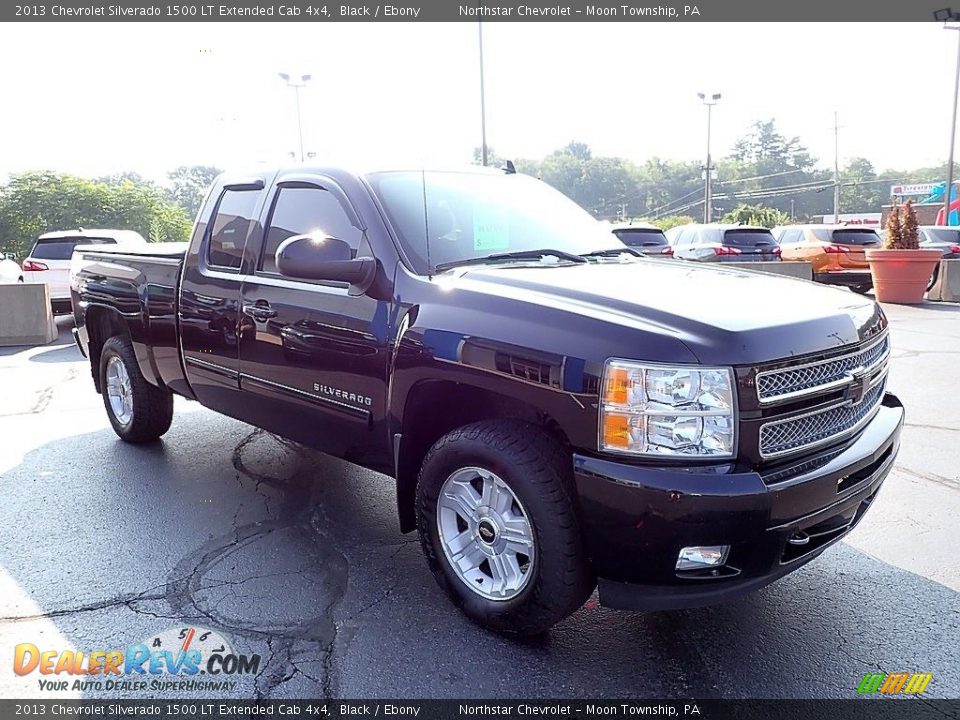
[473,204,510,251]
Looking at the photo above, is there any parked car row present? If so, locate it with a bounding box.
[609,221,960,294]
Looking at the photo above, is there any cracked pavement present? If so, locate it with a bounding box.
[0,305,958,700]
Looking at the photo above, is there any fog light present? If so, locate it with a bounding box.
[676,545,730,571]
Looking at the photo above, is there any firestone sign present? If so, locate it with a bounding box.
[890,183,938,197]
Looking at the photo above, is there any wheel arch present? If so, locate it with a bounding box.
[393,380,571,533]
[84,305,130,393]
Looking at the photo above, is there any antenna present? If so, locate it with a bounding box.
[421,168,432,278]
[503,160,516,174]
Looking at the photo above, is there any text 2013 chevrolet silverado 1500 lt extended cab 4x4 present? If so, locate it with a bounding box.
[71,166,903,636]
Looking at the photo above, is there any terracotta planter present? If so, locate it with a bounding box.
[865,248,942,304]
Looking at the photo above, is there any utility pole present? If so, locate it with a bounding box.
[478,21,489,167]
[698,92,722,223]
[943,18,960,225]
[833,111,841,224]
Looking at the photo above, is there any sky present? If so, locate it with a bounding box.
[0,22,956,185]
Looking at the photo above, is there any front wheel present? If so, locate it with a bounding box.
[415,420,594,636]
[99,335,174,442]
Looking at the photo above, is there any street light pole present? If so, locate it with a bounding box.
[698,92,721,223]
[833,111,841,224]
[944,22,960,225]
[278,72,312,162]
[478,21,489,167]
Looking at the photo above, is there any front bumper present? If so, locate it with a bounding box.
[573,393,903,611]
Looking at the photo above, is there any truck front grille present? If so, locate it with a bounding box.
[756,335,888,404]
[759,380,885,458]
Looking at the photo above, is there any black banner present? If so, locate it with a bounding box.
[2,0,958,22]
[0,700,958,720]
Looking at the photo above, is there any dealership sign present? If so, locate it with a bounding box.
[890,183,938,197]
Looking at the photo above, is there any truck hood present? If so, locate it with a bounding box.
[451,259,886,365]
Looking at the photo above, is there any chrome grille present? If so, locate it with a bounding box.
[756,335,889,403]
[759,381,885,458]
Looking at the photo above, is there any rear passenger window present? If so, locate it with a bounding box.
[208,189,260,269]
[260,186,363,275]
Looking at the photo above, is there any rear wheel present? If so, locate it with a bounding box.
[416,420,594,636]
[99,335,174,442]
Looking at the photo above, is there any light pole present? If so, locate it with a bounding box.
[478,22,489,167]
[278,72,311,162]
[937,10,960,225]
[698,92,721,223]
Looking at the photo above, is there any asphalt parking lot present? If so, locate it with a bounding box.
[1,302,958,700]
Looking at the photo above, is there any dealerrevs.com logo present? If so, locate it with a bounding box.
[13,626,261,693]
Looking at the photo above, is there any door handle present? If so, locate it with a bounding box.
[242,302,278,320]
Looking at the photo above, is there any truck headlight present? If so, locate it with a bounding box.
[600,361,737,458]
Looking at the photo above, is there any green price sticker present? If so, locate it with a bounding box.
[473,205,510,251]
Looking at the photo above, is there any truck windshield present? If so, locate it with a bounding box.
[367,171,620,274]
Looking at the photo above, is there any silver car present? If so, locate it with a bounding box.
[665,223,781,263]
[919,226,960,290]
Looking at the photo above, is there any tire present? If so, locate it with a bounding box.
[851,284,872,295]
[99,335,174,442]
[416,419,594,636]
[927,263,940,293]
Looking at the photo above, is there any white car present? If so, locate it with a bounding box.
[21,229,147,312]
[0,252,22,283]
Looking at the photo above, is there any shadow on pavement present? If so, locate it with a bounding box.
[0,410,958,700]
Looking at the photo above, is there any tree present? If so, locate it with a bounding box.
[721,203,790,228]
[167,165,221,219]
[650,215,695,231]
[0,172,192,258]
[539,152,585,203]
[561,141,592,162]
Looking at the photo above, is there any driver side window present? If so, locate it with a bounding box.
[260,186,363,275]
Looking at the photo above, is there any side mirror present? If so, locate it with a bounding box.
[276,234,376,290]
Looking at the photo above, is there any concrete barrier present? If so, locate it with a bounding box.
[928,259,960,302]
[0,283,58,346]
[724,261,813,280]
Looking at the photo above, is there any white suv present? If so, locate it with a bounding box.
[22,229,146,312]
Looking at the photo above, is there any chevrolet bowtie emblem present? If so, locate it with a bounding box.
[846,368,870,406]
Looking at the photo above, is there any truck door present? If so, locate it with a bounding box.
[237,178,391,466]
[179,181,265,419]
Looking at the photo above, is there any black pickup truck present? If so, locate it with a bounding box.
[71,166,903,635]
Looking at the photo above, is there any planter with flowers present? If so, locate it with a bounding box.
[866,200,942,304]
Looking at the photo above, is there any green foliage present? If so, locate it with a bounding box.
[650,215,696,231]
[0,172,191,258]
[167,165,221,219]
[720,204,791,228]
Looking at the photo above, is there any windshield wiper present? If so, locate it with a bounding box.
[435,249,588,272]
[580,247,643,258]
